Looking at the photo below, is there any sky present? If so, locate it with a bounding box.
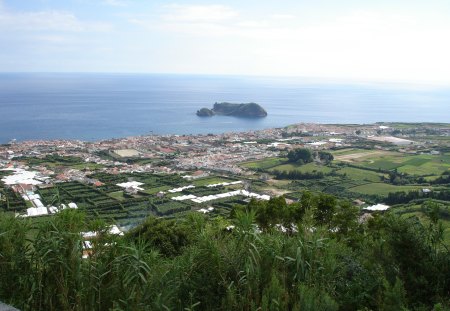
[0,0,450,84]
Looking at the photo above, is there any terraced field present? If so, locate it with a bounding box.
[0,187,27,212]
[38,181,119,208]
[36,181,185,225]
[29,173,252,224]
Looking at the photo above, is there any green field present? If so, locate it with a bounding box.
[334,149,450,176]
[397,154,450,175]
[108,191,125,201]
[269,162,333,174]
[240,157,286,170]
[331,148,373,156]
[240,150,449,178]
[238,147,449,204]
[334,166,383,182]
[192,176,237,186]
[362,154,450,175]
[348,183,423,195]
[144,185,172,195]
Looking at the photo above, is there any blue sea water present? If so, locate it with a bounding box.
[0,73,449,143]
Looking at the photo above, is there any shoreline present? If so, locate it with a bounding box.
[2,121,449,145]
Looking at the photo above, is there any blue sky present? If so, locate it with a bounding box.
[1,0,450,84]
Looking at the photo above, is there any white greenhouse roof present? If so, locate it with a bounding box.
[364,204,390,211]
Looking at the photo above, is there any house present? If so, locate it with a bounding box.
[93,181,104,187]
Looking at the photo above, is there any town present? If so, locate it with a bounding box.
[0,122,449,235]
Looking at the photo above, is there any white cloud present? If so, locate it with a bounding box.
[145,4,297,37]
[270,14,295,20]
[236,20,270,28]
[0,7,111,32]
[1,1,449,84]
[143,7,450,83]
[162,4,238,23]
[33,34,72,43]
[137,4,267,37]
[103,0,127,7]
[129,4,240,36]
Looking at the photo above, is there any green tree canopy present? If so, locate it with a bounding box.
[317,151,334,164]
[287,148,313,163]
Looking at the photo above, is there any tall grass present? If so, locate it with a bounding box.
[0,204,448,310]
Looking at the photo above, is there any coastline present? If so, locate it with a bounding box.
[2,121,449,146]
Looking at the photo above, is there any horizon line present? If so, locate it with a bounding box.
[0,71,449,87]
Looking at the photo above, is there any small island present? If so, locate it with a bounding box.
[196,102,268,118]
[196,107,215,117]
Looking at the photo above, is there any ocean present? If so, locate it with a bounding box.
[0,73,449,143]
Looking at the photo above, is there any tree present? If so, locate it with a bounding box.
[128,217,193,257]
[381,277,408,311]
[331,200,359,238]
[287,148,313,163]
[318,151,334,164]
[285,202,306,225]
[314,193,336,226]
[255,196,286,230]
[300,191,314,210]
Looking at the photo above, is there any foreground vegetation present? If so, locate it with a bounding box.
[1,192,449,311]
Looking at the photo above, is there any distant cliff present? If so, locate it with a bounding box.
[196,102,267,118]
